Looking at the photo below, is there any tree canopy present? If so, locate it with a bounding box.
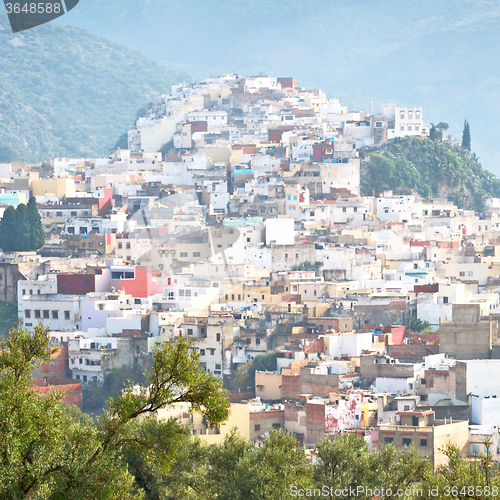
[0,325,230,499]
[0,197,45,252]
[361,136,500,210]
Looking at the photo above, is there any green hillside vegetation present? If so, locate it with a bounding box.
[361,136,500,211]
[0,12,189,162]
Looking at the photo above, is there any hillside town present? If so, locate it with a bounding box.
[3,74,500,470]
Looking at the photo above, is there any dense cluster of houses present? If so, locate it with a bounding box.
[2,74,500,468]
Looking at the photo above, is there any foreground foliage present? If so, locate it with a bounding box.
[128,430,500,500]
[0,325,229,499]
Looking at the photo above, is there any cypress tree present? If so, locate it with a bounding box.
[27,196,45,251]
[13,204,31,251]
[429,123,437,140]
[0,206,17,251]
[462,120,471,151]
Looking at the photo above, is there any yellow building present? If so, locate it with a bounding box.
[361,400,378,427]
[156,402,250,445]
[31,178,76,198]
[378,410,469,470]
[255,371,282,401]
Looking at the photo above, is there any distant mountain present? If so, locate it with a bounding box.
[361,136,500,211]
[0,12,188,162]
[60,0,500,174]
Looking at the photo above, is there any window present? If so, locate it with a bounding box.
[43,310,50,319]
[193,252,201,258]
[179,290,185,296]
[64,311,70,319]
[420,439,428,447]
[126,242,131,249]
[472,445,480,454]
[285,253,288,259]
[421,378,426,386]
[459,271,465,277]
[187,328,193,335]
[134,298,141,304]
[342,207,346,212]
[402,438,412,446]
[34,310,41,319]
[408,112,413,119]
[255,424,261,431]
[272,423,281,429]
[216,333,221,341]
[468,271,473,276]
[443,297,448,304]
[118,242,122,249]
[400,112,405,119]
[25,310,31,319]
[400,125,405,131]
[200,349,205,355]
[79,358,83,364]
[407,125,412,131]
[209,348,215,355]
[215,364,221,369]
[185,290,191,297]
[76,375,80,380]
[83,375,87,382]
[51,311,58,319]
[180,252,188,258]
[415,125,420,131]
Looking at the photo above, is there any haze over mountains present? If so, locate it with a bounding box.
[60,0,500,174]
[0,12,187,161]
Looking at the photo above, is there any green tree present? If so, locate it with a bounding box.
[0,326,230,499]
[436,122,449,132]
[0,205,17,251]
[27,196,45,251]
[424,443,500,500]
[234,350,278,393]
[12,203,31,252]
[314,434,375,497]
[205,429,313,500]
[429,123,437,140]
[374,444,432,499]
[408,318,431,333]
[462,120,471,151]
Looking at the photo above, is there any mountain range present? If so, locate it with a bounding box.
[59,0,500,175]
[0,11,187,161]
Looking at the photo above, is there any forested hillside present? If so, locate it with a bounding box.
[0,12,188,162]
[361,137,500,211]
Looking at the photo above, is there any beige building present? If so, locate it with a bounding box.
[378,409,469,469]
[439,303,498,360]
[255,371,282,400]
[32,178,76,198]
[157,402,250,445]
